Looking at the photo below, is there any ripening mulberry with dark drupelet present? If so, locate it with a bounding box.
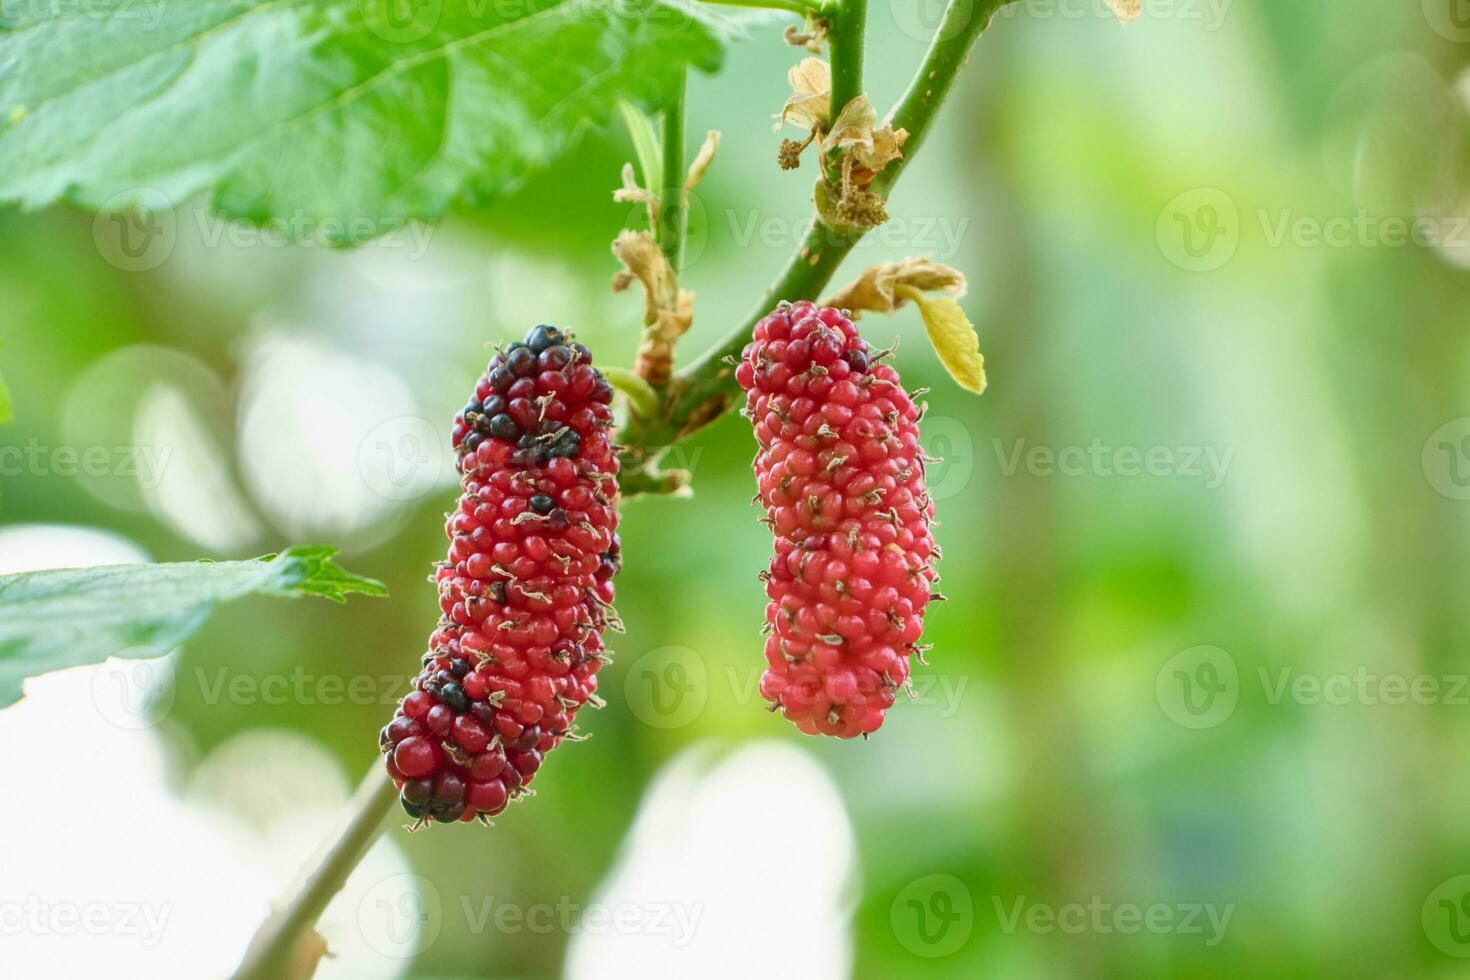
[379,324,620,825]
[735,301,939,739]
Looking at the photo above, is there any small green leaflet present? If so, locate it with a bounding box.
[619,100,664,193]
[0,0,727,243]
[0,546,386,708]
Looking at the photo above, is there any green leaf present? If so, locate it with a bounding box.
[619,101,664,194]
[0,1,726,243]
[0,364,10,425]
[0,546,387,708]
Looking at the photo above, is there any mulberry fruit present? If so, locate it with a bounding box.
[379,325,620,825]
[735,301,938,739]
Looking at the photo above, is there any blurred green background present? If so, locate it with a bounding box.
[4,1,1470,977]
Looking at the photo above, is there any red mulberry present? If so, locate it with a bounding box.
[735,301,938,739]
[379,325,620,825]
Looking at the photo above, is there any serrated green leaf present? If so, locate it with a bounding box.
[896,284,986,395]
[0,0,725,243]
[0,546,387,708]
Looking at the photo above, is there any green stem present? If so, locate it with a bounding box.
[826,0,868,127]
[874,0,1001,196]
[621,0,1009,467]
[232,768,398,980]
[658,79,686,269]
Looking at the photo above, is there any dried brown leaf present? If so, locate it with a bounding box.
[611,230,694,386]
[1106,0,1142,24]
[824,257,967,314]
[685,130,720,193]
[776,57,831,131]
[612,163,659,219]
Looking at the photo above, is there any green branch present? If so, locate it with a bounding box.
[232,769,398,980]
[826,0,868,130]
[874,0,1002,196]
[620,0,1010,472]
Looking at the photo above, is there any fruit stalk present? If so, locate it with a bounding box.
[231,769,397,980]
[620,0,1011,471]
[826,0,868,155]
